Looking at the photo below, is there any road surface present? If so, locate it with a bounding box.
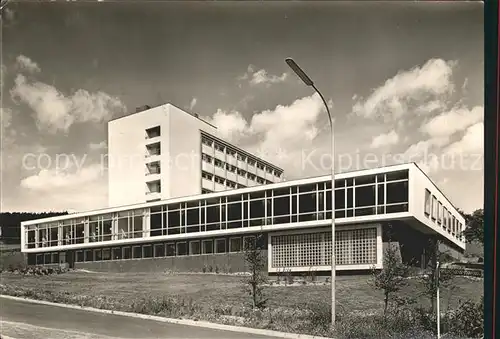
[0,297,282,339]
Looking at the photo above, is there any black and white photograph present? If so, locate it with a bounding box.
[0,1,485,339]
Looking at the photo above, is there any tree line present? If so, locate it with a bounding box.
[0,212,68,244]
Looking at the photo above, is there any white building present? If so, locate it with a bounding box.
[21,163,466,273]
[107,103,284,207]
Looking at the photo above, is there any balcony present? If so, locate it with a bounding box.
[201,161,214,173]
[145,126,161,139]
[202,178,215,191]
[146,179,161,199]
[202,143,214,155]
[146,192,161,201]
[145,142,161,159]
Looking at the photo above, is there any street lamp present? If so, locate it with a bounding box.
[285,57,336,325]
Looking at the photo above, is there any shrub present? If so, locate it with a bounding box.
[447,297,483,338]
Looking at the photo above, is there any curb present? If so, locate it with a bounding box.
[0,294,332,339]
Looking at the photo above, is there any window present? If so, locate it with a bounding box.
[94,249,102,261]
[112,247,122,260]
[386,181,408,204]
[214,159,223,168]
[201,153,213,163]
[102,248,111,261]
[202,136,213,146]
[386,170,408,181]
[215,176,225,185]
[190,241,201,255]
[166,243,176,256]
[154,243,165,257]
[229,237,242,252]
[123,246,132,259]
[443,207,449,228]
[355,185,376,207]
[237,169,246,176]
[248,173,256,181]
[215,143,225,152]
[424,189,431,215]
[437,202,443,224]
[202,171,213,180]
[177,242,188,256]
[431,195,437,220]
[202,240,214,254]
[76,251,84,262]
[133,246,142,259]
[143,245,153,258]
[215,238,226,253]
[84,249,93,262]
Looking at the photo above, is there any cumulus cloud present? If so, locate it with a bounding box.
[238,64,288,87]
[444,122,483,155]
[10,73,126,134]
[370,130,399,149]
[15,55,41,73]
[20,163,104,191]
[89,141,107,150]
[353,58,456,121]
[420,106,483,139]
[17,162,108,212]
[206,93,331,176]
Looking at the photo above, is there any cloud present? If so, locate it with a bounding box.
[16,162,108,212]
[89,141,107,150]
[189,97,197,111]
[15,55,41,73]
[420,106,483,139]
[206,93,331,176]
[353,58,456,121]
[370,130,399,149]
[238,64,288,87]
[20,163,104,191]
[10,73,126,134]
[444,122,483,155]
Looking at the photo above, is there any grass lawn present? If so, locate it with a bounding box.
[0,270,483,314]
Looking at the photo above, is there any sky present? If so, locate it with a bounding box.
[0,1,484,213]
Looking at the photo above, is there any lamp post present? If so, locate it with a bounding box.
[285,58,336,325]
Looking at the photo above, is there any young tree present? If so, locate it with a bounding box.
[371,242,411,316]
[243,234,268,310]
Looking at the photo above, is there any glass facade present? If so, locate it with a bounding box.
[24,170,410,251]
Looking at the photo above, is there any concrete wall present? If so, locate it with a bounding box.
[108,106,171,207]
[167,105,218,199]
[75,251,268,273]
[409,166,466,250]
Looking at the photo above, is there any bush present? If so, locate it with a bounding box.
[447,298,483,338]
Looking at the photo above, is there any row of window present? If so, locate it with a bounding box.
[24,172,409,249]
[202,154,276,184]
[28,235,259,265]
[201,134,282,177]
[202,171,271,188]
[424,189,463,241]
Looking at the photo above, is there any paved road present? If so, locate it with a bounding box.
[0,297,281,339]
